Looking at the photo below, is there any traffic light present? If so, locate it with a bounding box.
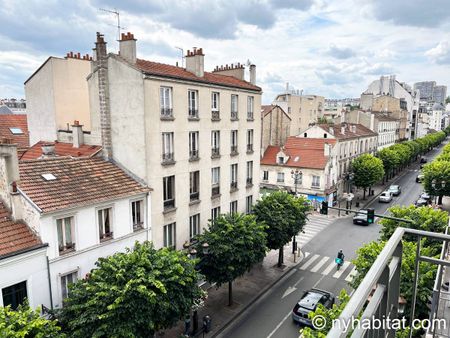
[367,208,375,224]
[320,201,328,215]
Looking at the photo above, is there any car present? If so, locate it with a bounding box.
[420,157,428,164]
[416,174,424,183]
[415,198,428,207]
[420,192,431,201]
[378,191,393,203]
[292,289,335,326]
[388,185,401,196]
[353,209,369,225]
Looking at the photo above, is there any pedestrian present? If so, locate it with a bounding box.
[184,315,191,337]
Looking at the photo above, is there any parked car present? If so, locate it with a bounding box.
[379,191,393,203]
[416,174,424,183]
[353,209,369,225]
[292,289,335,326]
[415,198,428,207]
[420,157,428,164]
[388,185,401,196]
[420,192,431,201]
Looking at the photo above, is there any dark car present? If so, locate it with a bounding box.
[388,185,401,196]
[353,209,368,225]
[292,289,335,326]
[415,198,428,207]
[420,157,428,164]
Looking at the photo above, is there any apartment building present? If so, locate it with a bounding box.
[88,33,262,249]
[371,95,408,141]
[260,104,291,153]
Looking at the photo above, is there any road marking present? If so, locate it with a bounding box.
[293,276,305,287]
[313,274,326,288]
[333,261,351,278]
[310,256,329,273]
[299,254,320,270]
[266,310,292,338]
[304,252,310,259]
[321,261,336,276]
[345,266,358,282]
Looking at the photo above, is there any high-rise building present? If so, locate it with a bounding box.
[433,85,447,105]
[414,81,436,101]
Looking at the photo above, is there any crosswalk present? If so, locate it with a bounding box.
[295,215,334,248]
[298,251,357,282]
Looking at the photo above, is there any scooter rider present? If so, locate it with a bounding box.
[337,250,345,265]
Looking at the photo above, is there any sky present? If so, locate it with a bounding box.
[1,0,450,104]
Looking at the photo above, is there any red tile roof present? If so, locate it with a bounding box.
[318,123,377,139]
[18,157,151,213]
[135,59,261,92]
[20,141,102,160]
[0,114,29,150]
[0,201,43,258]
[261,137,336,170]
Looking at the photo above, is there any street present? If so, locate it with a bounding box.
[218,144,445,338]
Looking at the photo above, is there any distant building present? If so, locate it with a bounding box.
[414,81,436,101]
[371,95,408,141]
[433,85,447,106]
[0,98,26,113]
[260,104,291,153]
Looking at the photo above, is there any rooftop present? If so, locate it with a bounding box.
[20,141,102,160]
[0,114,29,150]
[18,157,151,213]
[318,123,378,139]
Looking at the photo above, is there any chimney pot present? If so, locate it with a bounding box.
[119,31,137,63]
[77,52,81,58]
[185,46,204,77]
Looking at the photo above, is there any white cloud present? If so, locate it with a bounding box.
[426,41,450,64]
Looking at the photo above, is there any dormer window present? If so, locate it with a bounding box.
[324,134,327,138]
[278,156,284,164]
[304,133,307,137]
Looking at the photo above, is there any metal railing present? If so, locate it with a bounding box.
[328,227,450,338]
[161,108,173,118]
[211,110,220,120]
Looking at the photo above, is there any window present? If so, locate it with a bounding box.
[247,96,254,120]
[212,92,220,120]
[163,222,176,248]
[246,195,253,214]
[190,171,200,202]
[230,164,238,189]
[57,217,74,253]
[231,130,238,154]
[304,133,307,137]
[163,176,175,209]
[189,214,200,239]
[278,156,284,164]
[188,90,198,118]
[324,133,327,138]
[231,94,238,120]
[211,207,221,223]
[277,172,285,183]
[246,161,253,185]
[131,200,144,231]
[2,281,27,310]
[98,207,113,241]
[230,200,238,214]
[162,132,174,162]
[212,167,220,196]
[160,86,173,117]
[189,131,199,160]
[312,175,320,188]
[263,170,269,181]
[247,129,254,153]
[211,130,220,157]
[61,272,77,301]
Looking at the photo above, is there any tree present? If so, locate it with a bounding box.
[446,96,450,104]
[253,191,311,267]
[422,160,450,204]
[377,148,401,181]
[58,242,203,338]
[352,154,385,199]
[195,212,267,306]
[351,240,437,320]
[0,303,64,337]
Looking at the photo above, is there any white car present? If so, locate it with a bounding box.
[378,191,393,203]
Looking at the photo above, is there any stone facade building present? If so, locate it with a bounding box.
[260,104,291,153]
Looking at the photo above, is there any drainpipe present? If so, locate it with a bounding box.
[46,256,54,310]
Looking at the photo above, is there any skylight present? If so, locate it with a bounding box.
[294,156,300,162]
[9,127,23,135]
[41,173,57,181]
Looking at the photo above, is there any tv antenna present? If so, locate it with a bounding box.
[175,47,184,67]
[99,8,125,42]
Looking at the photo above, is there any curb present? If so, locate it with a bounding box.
[212,250,305,337]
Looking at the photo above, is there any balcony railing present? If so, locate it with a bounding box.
[163,199,175,210]
[247,144,254,153]
[162,152,175,164]
[230,181,238,190]
[211,110,220,121]
[211,185,220,197]
[188,108,199,119]
[133,222,144,231]
[247,112,254,120]
[59,242,75,253]
[311,183,320,189]
[230,145,238,155]
[100,232,113,242]
[211,148,220,158]
[231,111,238,120]
[328,227,450,338]
[160,108,173,118]
[189,150,199,161]
[190,191,199,202]
[246,177,253,186]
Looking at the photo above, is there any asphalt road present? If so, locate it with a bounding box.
[218,144,446,338]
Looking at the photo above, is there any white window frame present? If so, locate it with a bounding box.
[98,207,113,241]
[189,171,200,201]
[211,130,220,153]
[189,131,199,159]
[246,161,253,184]
[163,222,176,248]
[247,129,254,151]
[163,175,175,209]
[231,94,238,119]
[131,199,144,231]
[189,214,200,239]
[162,132,174,161]
[246,195,253,214]
[312,175,321,188]
[277,172,285,183]
[231,164,238,186]
[263,170,269,181]
[56,216,75,253]
[231,130,238,153]
[188,90,198,117]
[230,200,238,214]
[60,270,78,302]
[212,167,220,196]
[160,86,173,116]
[247,96,254,119]
[211,92,219,111]
[211,207,221,222]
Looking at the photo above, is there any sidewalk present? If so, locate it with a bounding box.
[159,244,305,337]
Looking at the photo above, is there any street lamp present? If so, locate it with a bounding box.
[431,179,446,205]
[290,169,302,254]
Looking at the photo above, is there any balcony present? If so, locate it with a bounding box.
[328,227,450,338]
[100,231,113,242]
[133,222,144,232]
[160,108,174,120]
[211,110,220,121]
[161,152,175,165]
[188,108,199,120]
[311,183,320,189]
[247,144,254,154]
[230,181,238,191]
[163,199,175,210]
[230,146,238,156]
[189,150,199,161]
[231,111,238,121]
[211,148,220,159]
[190,191,199,202]
[211,185,220,197]
[247,112,254,121]
[246,177,253,187]
[59,242,75,254]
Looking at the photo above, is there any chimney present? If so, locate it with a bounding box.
[212,62,245,80]
[119,32,137,64]
[72,120,84,148]
[185,47,204,77]
[41,143,56,157]
[94,32,112,159]
[0,139,20,216]
[249,64,256,85]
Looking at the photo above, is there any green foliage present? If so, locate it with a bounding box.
[0,303,64,338]
[422,160,450,198]
[377,148,401,176]
[253,191,311,251]
[195,212,267,287]
[351,240,437,319]
[446,96,450,104]
[57,241,203,338]
[390,143,413,166]
[352,154,385,189]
